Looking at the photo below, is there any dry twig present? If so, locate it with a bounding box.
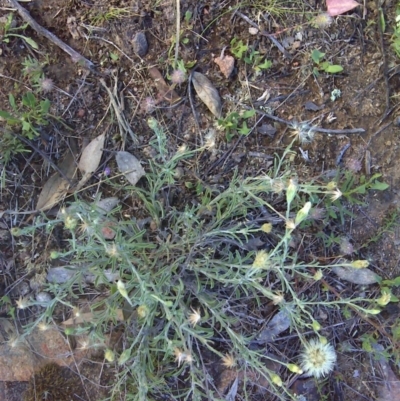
[7,0,95,71]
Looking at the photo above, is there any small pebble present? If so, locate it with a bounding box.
[131,32,148,57]
[36,292,52,303]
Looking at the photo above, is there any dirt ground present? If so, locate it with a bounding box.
[1,0,400,400]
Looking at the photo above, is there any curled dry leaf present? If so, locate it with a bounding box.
[76,132,105,190]
[36,144,77,211]
[214,54,235,79]
[191,71,222,118]
[116,151,145,186]
[95,197,119,214]
[326,0,359,17]
[256,308,291,343]
[332,266,380,285]
[148,66,180,104]
[67,17,80,40]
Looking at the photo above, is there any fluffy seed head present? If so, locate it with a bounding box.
[290,121,315,144]
[345,157,362,173]
[39,77,54,92]
[142,96,156,114]
[174,348,192,366]
[252,250,269,268]
[309,207,325,220]
[170,69,187,84]
[313,13,333,29]
[339,237,354,255]
[300,338,337,378]
[188,308,201,327]
[221,353,236,368]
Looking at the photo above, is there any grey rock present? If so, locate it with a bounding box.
[131,32,148,57]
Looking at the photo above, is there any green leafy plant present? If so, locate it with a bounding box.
[22,56,48,84]
[7,125,395,400]
[0,13,38,49]
[88,7,133,26]
[0,92,50,139]
[392,4,400,57]
[218,109,256,141]
[230,37,248,59]
[339,171,389,204]
[230,37,272,74]
[311,49,343,76]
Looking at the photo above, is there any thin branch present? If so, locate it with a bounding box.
[253,109,365,135]
[7,0,95,71]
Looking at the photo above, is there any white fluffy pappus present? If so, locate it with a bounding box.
[299,338,337,379]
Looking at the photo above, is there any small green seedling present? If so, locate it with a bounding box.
[230,37,248,59]
[392,5,400,58]
[218,109,256,141]
[311,49,343,76]
[0,13,38,49]
[230,37,272,74]
[0,92,51,139]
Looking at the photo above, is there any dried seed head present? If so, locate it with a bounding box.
[39,77,54,92]
[313,13,333,29]
[345,157,362,173]
[188,308,201,327]
[339,237,354,255]
[329,188,342,202]
[252,250,270,268]
[300,338,337,379]
[290,121,315,144]
[142,96,156,114]
[173,348,192,366]
[170,69,187,84]
[16,296,29,310]
[221,353,236,368]
[309,207,325,220]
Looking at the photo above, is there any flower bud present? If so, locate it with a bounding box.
[270,373,282,387]
[376,292,391,306]
[312,320,321,331]
[286,179,297,204]
[287,364,303,374]
[350,260,369,269]
[105,349,115,362]
[295,202,311,225]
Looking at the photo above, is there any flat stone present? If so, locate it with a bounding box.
[131,32,148,57]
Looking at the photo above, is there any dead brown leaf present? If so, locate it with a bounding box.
[76,132,105,190]
[116,151,145,186]
[35,144,77,211]
[332,266,380,285]
[214,54,235,78]
[148,67,180,103]
[191,71,222,118]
